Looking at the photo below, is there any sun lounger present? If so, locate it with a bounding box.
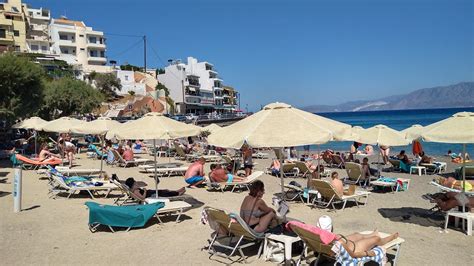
[208,171,264,192]
[143,166,189,177]
[253,151,269,159]
[454,165,474,179]
[288,221,405,266]
[310,179,370,211]
[429,181,474,196]
[85,201,164,233]
[331,154,345,169]
[13,154,63,170]
[283,183,306,201]
[111,150,152,167]
[48,170,118,199]
[344,162,376,187]
[206,207,265,264]
[154,201,192,224]
[88,144,107,159]
[389,159,401,172]
[281,163,299,178]
[138,162,184,170]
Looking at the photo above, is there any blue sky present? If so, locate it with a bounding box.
[26,0,473,111]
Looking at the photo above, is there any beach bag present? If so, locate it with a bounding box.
[317,215,333,232]
[265,241,285,263]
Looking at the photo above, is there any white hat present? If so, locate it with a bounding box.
[317,215,332,232]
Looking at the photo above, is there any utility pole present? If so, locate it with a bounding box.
[143,35,147,73]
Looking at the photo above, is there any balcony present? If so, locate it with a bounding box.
[29,35,49,42]
[185,95,201,104]
[87,42,106,49]
[0,33,14,42]
[31,24,48,32]
[58,39,76,46]
[88,56,107,63]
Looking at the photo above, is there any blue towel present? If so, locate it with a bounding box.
[332,241,385,266]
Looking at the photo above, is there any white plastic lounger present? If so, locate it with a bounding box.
[429,181,474,196]
[311,179,371,211]
[143,166,189,177]
[153,201,192,223]
[138,162,184,170]
[209,171,263,192]
[49,174,118,199]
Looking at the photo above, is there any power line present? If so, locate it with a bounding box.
[107,38,143,58]
[106,33,143,38]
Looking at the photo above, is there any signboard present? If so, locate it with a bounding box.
[13,167,22,213]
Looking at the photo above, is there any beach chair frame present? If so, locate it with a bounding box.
[310,180,370,211]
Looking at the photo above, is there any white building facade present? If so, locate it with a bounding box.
[114,69,146,96]
[157,56,238,115]
[23,5,51,54]
[49,17,111,74]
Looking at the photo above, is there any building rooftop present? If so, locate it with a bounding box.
[53,17,86,27]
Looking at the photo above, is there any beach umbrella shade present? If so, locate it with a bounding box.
[41,117,86,133]
[422,112,474,201]
[402,124,424,142]
[106,112,202,196]
[202,123,222,134]
[207,102,353,194]
[12,117,48,155]
[71,117,122,174]
[355,124,410,177]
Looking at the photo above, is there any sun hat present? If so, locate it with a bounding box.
[317,215,333,232]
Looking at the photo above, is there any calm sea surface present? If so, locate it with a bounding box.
[301,107,474,156]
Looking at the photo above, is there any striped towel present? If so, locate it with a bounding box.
[332,241,386,266]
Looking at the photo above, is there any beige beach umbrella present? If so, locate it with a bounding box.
[356,124,410,147]
[208,102,352,194]
[71,117,122,174]
[12,116,48,155]
[73,117,121,135]
[208,102,351,149]
[355,124,410,177]
[422,112,474,198]
[106,112,201,140]
[12,116,47,130]
[41,117,86,133]
[106,112,202,195]
[202,123,222,134]
[402,124,424,141]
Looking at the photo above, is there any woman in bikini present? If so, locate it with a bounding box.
[240,180,276,233]
[335,230,399,258]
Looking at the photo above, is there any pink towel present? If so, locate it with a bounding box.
[286,220,336,244]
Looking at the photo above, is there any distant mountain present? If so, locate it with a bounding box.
[303,82,474,112]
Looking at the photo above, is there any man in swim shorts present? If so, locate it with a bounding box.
[209,164,246,183]
[184,157,206,188]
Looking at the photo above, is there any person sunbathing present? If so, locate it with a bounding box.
[124,177,185,199]
[336,230,400,258]
[122,145,134,161]
[396,150,412,165]
[269,159,281,176]
[240,180,276,233]
[38,145,61,162]
[364,144,374,155]
[436,177,474,191]
[428,192,474,211]
[419,151,433,164]
[209,164,245,183]
[361,157,377,178]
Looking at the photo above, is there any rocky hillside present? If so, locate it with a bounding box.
[303,82,474,112]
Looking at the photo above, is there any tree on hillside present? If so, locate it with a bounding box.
[120,64,143,72]
[155,83,175,114]
[90,72,122,100]
[38,78,104,119]
[155,83,170,96]
[0,53,44,123]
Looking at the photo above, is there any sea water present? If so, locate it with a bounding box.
[302,107,474,156]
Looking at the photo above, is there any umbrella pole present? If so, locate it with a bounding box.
[280,150,284,196]
[462,143,466,212]
[154,139,159,198]
[34,130,38,156]
[100,135,104,175]
[377,145,381,178]
[317,144,321,180]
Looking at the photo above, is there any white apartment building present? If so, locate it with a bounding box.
[157,56,238,115]
[49,17,111,74]
[23,5,51,54]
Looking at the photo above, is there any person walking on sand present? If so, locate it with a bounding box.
[184,157,206,188]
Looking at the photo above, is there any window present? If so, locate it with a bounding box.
[29,12,33,16]
[0,29,5,38]
[41,46,47,51]
[13,30,19,37]
[79,34,84,37]
[125,75,129,81]
[100,51,105,57]
[14,45,20,52]
[80,48,85,51]
[59,35,68,40]
[89,36,97,43]
[31,45,39,51]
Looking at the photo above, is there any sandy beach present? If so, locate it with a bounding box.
[0,151,472,265]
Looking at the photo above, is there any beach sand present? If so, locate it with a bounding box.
[0,151,472,265]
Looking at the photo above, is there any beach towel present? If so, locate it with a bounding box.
[332,241,386,266]
[286,220,336,244]
[85,201,164,229]
[412,140,423,156]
